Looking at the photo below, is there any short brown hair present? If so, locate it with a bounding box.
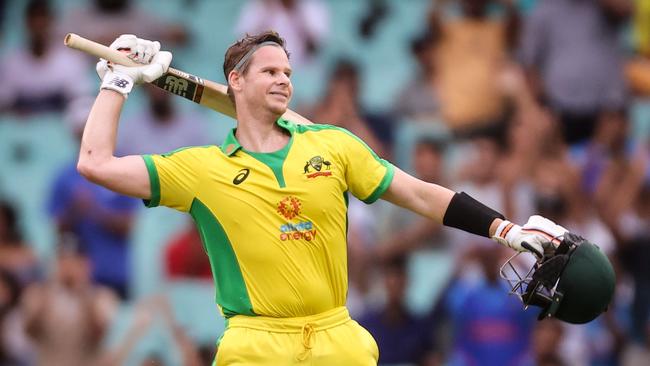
[223,30,290,104]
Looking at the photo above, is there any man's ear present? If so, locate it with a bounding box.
[229,70,243,92]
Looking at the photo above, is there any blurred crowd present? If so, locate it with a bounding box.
[1,0,650,365]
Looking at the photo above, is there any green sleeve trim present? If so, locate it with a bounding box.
[363,161,395,204]
[141,155,161,208]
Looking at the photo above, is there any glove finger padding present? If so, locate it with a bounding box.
[109,34,160,64]
[96,58,109,80]
[520,215,568,243]
[109,34,138,51]
[141,50,171,83]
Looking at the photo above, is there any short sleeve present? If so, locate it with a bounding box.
[141,147,205,212]
[336,129,394,203]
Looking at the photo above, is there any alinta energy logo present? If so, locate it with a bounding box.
[303,155,332,179]
[276,196,317,242]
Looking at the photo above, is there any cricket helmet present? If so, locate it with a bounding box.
[500,232,615,324]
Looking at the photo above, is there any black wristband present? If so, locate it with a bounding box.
[442,192,505,237]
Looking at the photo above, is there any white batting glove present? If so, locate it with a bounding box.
[492,215,568,258]
[96,34,172,98]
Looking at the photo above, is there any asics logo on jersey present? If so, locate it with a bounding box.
[233,168,250,185]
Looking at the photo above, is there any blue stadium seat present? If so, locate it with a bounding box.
[129,207,187,297]
[0,114,76,259]
[406,249,454,316]
[630,98,650,142]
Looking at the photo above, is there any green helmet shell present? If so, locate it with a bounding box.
[542,241,616,324]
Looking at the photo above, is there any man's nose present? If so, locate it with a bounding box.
[277,73,290,85]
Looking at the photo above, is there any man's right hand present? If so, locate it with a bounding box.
[96,34,172,98]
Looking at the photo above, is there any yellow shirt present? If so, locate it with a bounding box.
[142,118,394,318]
[436,19,507,129]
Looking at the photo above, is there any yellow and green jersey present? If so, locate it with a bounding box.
[142,118,394,318]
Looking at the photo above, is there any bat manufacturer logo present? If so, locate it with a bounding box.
[233,168,250,185]
[163,75,189,97]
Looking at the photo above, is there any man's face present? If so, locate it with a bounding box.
[239,46,293,116]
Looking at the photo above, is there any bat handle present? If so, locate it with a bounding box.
[64,33,140,67]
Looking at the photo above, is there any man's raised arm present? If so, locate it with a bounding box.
[77,35,172,199]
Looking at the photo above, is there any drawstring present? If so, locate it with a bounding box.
[296,323,315,361]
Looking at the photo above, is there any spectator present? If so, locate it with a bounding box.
[625,0,650,96]
[450,136,535,250]
[48,98,139,299]
[235,0,329,68]
[116,85,211,156]
[373,137,449,262]
[612,183,650,344]
[358,255,434,365]
[519,0,631,144]
[0,269,32,366]
[443,246,537,366]
[621,321,650,366]
[392,33,441,121]
[164,221,212,281]
[0,0,92,116]
[22,240,119,366]
[346,195,382,318]
[97,295,203,366]
[308,59,389,157]
[427,0,520,137]
[531,319,567,366]
[57,0,188,48]
[0,201,40,286]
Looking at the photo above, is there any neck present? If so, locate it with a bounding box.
[235,106,289,153]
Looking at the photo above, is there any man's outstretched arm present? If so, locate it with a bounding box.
[381,167,502,236]
[381,167,567,257]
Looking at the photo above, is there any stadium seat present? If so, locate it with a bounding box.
[0,114,76,259]
[630,97,650,142]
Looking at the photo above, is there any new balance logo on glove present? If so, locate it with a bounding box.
[108,76,130,88]
[100,70,135,98]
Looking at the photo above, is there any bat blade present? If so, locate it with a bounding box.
[64,33,311,124]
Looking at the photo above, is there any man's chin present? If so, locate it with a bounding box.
[268,103,288,116]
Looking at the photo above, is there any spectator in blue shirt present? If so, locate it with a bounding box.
[445,245,537,366]
[359,255,436,365]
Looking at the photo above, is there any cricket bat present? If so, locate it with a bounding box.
[64,33,313,125]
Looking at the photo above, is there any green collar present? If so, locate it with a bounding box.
[220,117,294,157]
